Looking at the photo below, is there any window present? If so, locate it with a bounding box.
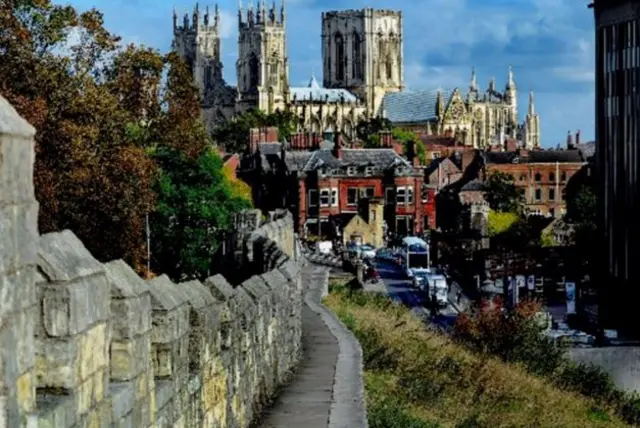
[249,53,259,87]
[549,188,555,201]
[365,166,373,176]
[396,187,406,204]
[534,172,541,182]
[520,174,526,181]
[385,187,395,204]
[421,186,429,202]
[352,31,361,79]
[561,171,567,181]
[360,187,375,199]
[549,172,555,181]
[308,190,318,207]
[347,166,356,176]
[347,188,358,205]
[335,33,345,80]
[432,152,440,159]
[535,188,541,201]
[331,188,338,207]
[319,189,331,207]
[407,186,414,204]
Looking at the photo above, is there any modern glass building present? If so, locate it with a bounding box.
[591,0,640,335]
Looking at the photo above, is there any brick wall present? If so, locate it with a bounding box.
[0,95,303,428]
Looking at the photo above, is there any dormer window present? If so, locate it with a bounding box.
[365,166,373,176]
[347,166,356,176]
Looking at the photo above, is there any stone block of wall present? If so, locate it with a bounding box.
[0,95,39,427]
[568,347,640,393]
[104,260,155,427]
[146,275,190,426]
[34,230,112,427]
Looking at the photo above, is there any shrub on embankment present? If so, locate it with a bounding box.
[324,284,629,427]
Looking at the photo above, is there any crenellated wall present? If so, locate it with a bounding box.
[0,95,303,427]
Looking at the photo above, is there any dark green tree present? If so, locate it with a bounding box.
[484,171,525,213]
[151,147,252,281]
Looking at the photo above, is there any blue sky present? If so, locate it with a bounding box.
[68,0,596,147]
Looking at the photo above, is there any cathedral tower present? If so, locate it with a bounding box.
[523,90,540,148]
[236,0,289,113]
[321,8,404,117]
[172,4,222,98]
[503,65,518,129]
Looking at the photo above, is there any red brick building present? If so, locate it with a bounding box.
[481,145,590,218]
[239,132,436,239]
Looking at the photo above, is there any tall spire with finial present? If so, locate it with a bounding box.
[192,3,199,30]
[280,0,286,24]
[238,0,243,25]
[173,6,178,29]
[470,67,478,92]
[269,0,276,23]
[204,5,209,26]
[489,76,496,93]
[260,0,267,23]
[506,64,515,89]
[248,0,254,24]
[214,3,219,27]
[528,90,535,115]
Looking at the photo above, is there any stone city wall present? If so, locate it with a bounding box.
[0,95,303,427]
[568,347,640,394]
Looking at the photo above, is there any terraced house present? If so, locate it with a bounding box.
[239,131,434,241]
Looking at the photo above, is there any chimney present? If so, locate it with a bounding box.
[576,129,581,146]
[518,148,529,158]
[566,130,574,149]
[406,140,416,164]
[380,130,392,148]
[333,131,343,159]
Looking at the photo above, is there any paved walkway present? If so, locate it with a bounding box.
[260,264,368,428]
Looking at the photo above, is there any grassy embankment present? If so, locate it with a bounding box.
[324,282,628,428]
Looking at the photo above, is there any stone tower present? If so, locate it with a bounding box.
[172,3,222,98]
[236,0,289,113]
[321,8,404,117]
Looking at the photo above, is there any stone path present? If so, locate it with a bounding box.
[260,264,368,428]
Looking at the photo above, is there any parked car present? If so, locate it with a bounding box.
[359,244,376,259]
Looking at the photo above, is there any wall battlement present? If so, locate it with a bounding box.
[0,94,304,427]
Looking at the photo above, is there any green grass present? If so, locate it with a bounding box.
[324,283,629,428]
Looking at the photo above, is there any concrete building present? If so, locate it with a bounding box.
[591,0,640,334]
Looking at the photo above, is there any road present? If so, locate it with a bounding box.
[372,259,460,331]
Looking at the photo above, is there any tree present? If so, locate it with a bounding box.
[487,210,519,237]
[150,147,252,280]
[392,128,427,165]
[483,171,524,213]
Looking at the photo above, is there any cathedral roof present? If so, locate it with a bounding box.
[379,89,454,123]
[289,75,358,103]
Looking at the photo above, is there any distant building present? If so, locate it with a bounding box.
[238,132,436,240]
[591,0,640,335]
[481,133,588,218]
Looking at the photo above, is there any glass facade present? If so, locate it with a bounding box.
[594,0,640,333]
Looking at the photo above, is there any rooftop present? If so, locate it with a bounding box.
[290,75,358,103]
[484,149,586,164]
[379,89,453,123]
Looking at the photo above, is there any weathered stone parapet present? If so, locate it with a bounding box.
[0,95,39,428]
[0,95,304,428]
[34,230,112,428]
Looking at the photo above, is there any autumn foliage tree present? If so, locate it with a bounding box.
[0,0,251,277]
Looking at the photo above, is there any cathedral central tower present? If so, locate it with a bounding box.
[236,0,289,113]
[321,8,404,117]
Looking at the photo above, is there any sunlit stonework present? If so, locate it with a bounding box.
[172,4,540,148]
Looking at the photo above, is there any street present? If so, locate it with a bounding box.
[371,259,460,331]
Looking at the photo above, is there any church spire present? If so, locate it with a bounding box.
[528,90,535,115]
[259,0,266,22]
[506,64,515,90]
[280,0,286,23]
[238,0,243,25]
[193,3,199,30]
[470,67,478,92]
[173,6,178,29]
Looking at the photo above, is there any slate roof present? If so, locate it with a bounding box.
[484,149,585,164]
[301,148,412,172]
[258,142,282,155]
[379,89,454,123]
[460,179,486,192]
[576,142,595,160]
[290,75,358,103]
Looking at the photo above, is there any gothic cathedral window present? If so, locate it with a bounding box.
[269,61,278,86]
[249,53,259,88]
[386,57,393,80]
[352,32,361,79]
[335,33,345,81]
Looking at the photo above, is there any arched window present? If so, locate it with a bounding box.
[352,32,361,79]
[549,172,555,181]
[335,32,345,81]
[249,53,259,88]
[386,57,393,80]
[534,172,541,182]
